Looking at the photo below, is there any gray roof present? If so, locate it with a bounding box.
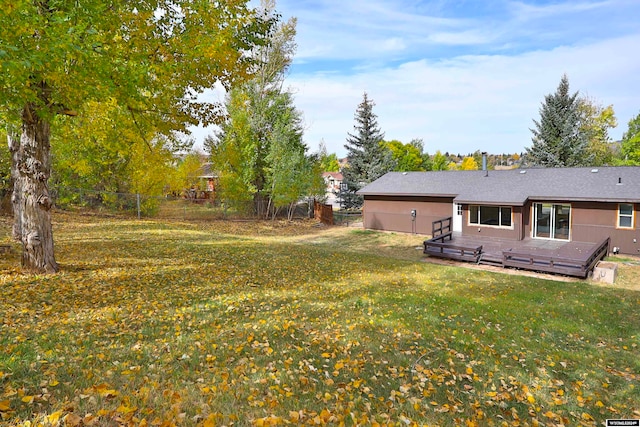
[357,167,640,206]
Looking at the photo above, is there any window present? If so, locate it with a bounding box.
[456,205,463,216]
[469,205,512,227]
[618,204,634,228]
[533,203,570,240]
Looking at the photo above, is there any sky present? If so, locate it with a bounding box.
[192,0,640,158]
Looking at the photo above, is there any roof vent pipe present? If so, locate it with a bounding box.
[482,152,488,177]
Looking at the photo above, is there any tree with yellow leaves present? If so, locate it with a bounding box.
[1,0,274,272]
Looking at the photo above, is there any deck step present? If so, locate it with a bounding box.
[478,255,503,266]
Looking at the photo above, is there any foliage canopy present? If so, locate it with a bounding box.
[210,9,323,219]
[526,75,592,167]
[0,0,273,272]
[619,112,640,165]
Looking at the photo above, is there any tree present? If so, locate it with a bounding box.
[51,99,184,210]
[0,1,272,272]
[459,157,479,170]
[619,112,640,165]
[578,97,617,166]
[0,129,10,212]
[213,5,320,219]
[340,93,394,209]
[431,150,449,171]
[169,151,207,197]
[526,74,592,167]
[318,141,340,172]
[385,139,427,171]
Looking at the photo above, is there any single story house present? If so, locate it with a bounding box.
[357,166,640,256]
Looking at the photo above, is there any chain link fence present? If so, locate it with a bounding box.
[50,187,318,221]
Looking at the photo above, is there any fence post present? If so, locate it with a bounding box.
[136,193,141,219]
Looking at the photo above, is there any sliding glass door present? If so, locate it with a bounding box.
[533,203,570,240]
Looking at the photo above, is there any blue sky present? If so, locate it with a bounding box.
[195,0,640,158]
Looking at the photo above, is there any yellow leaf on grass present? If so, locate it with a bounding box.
[46,411,63,424]
[93,384,118,398]
[0,400,10,411]
[527,394,536,404]
[64,413,82,427]
[21,396,34,404]
[203,414,217,427]
[116,404,137,415]
[288,411,300,422]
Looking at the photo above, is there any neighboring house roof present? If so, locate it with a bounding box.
[197,162,218,179]
[322,172,344,180]
[357,167,640,206]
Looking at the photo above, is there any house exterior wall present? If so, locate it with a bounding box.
[523,201,640,255]
[362,196,453,235]
[363,195,640,256]
[461,205,524,240]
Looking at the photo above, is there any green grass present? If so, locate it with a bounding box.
[0,212,638,426]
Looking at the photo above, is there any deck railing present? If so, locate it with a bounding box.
[502,237,610,278]
[423,239,483,262]
[424,216,483,262]
[432,216,452,239]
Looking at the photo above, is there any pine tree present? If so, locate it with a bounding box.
[526,74,592,167]
[339,93,394,209]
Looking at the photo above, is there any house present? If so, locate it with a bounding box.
[188,162,218,200]
[322,172,343,193]
[357,167,640,259]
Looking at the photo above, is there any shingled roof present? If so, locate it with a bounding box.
[357,167,640,206]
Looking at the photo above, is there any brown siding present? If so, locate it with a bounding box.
[362,196,453,235]
[364,196,640,256]
[524,201,640,255]
[572,202,640,255]
[462,205,523,240]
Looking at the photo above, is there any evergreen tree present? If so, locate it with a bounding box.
[339,93,394,209]
[526,74,592,167]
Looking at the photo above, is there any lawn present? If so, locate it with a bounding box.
[1,212,638,426]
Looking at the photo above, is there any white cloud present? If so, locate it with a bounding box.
[190,0,640,159]
[427,30,494,45]
[289,34,640,157]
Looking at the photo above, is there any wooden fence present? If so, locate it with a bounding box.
[314,200,334,225]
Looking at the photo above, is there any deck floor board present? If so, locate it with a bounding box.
[424,233,608,277]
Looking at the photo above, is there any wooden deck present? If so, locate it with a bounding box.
[424,230,610,278]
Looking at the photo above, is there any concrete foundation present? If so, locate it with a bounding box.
[592,261,618,284]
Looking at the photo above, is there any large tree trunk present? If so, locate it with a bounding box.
[9,103,59,273]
